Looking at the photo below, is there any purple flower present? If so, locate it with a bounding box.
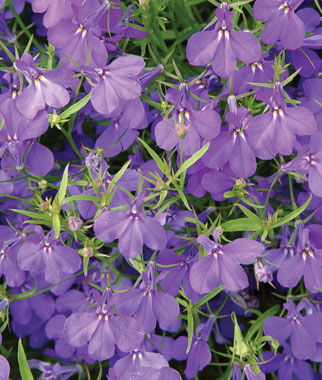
[186,2,261,77]
[172,317,214,379]
[253,0,306,50]
[64,290,144,361]
[28,360,81,380]
[112,262,180,333]
[248,82,317,159]
[190,230,264,293]
[0,354,10,380]
[154,83,221,156]
[94,192,167,260]
[83,56,145,117]
[263,300,322,360]
[17,227,81,284]
[0,98,48,157]
[202,98,257,177]
[14,53,72,119]
[276,223,322,293]
[31,0,69,28]
[47,0,110,68]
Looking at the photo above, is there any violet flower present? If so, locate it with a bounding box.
[94,192,167,260]
[83,55,145,117]
[28,360,81,380]
[248,82,317,159]
[263,300,322,360]
[276,223,322,293]
[47,0,111,68]
[253,0,306,50]
[202,97,257,177]
[14,53,72,120]
[190,229,264,293]
[64,290,144,361]
[172,317,214,379]
[112,262,180,333]
[17,226,81,284]
[186,2,261,77]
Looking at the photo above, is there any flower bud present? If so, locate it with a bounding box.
[68,216,83,231]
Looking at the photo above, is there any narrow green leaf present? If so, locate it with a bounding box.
[12,278,37,302]
[58,164,69,206]
[282,67,302,87]
[221,218,262,232]
[18,339,34,380]
[176,142,210,177]
[138,138,165,173]
[245,304,280,341]
[270,194,312,229]
[59,91,92,119]
[10,209,50,221]
[52,214,61,239]
[194,286,225,309]
[62,194,100,205]
[237,204,261,224]
[186,307,194,354]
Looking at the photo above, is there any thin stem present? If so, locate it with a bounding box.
[6,0,47,56]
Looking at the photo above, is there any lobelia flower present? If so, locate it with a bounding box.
[247,82,317,159]
[17,226,81,284]
[0,226,26,287]
[0,98,48,157]
[186,2,261,78]
[14,53,73,120]
[202,96,257,177]
[0,299,9,380]
[28,360,81,380]
[281,131,322,198]
[31,0,69,28]
[47,0,112,68]
[263,299,322,360]
[253,0,306,50]
[112,261,180,333]
[260,344,315,380]
[154,82,221,156]
[82,55,145,117]
[94,192,167,260]
[190,229,264,293]
[110,344,181,380]
[64,290,144,362]
[286,8,322,78]
[172,316,214,379]
[1,140,54,178]
[276,222,322,293]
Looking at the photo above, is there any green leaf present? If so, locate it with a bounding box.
[245,304,280,341]
[10,209,50,221]
[237,204,261,224]
[18,339,34,380]
[58,164,69,206]
[194,286,225,309]
[282,67,302,87]
[52,213,61,239]
[175,142,210,178]
[138,138,165,173]
[186,307,194,354]
[59,91,92,119]
[221,218,262,232]
[269,194,312,229]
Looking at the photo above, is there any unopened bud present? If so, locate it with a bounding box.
[81,247,94,258]
[40,201,48,211]
[38,180,47,190]
[68,216,83,231]
[175,123,187,137]
[155,180,163,189]
[235,178,246,188]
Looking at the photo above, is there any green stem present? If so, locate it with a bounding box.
[60,127,84,160]
[7,0,47,56]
